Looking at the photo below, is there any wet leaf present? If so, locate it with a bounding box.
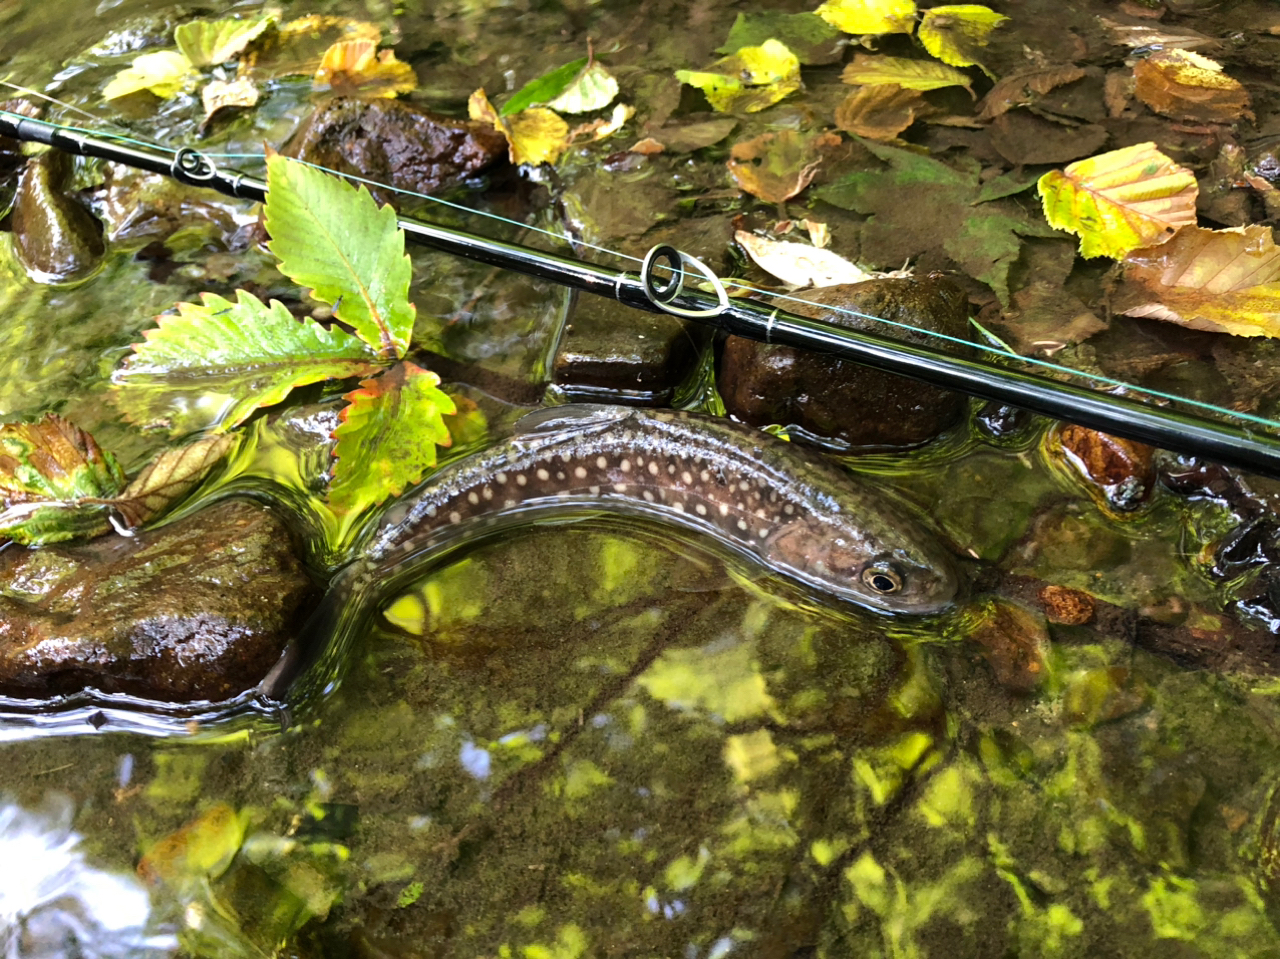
[265,154,417,358]
[917,4,1009,70]
[138,803,246,892]
[546,61,619,114]
[103,50,199,100]
[1052,424,1155,512]
[567,103,633,145]
[727,130,842,204]
[1133,49,1252,124]
[977,65,1087,120]
[1113,225,1280,337]
[501,57,587,116]
[240,15,381,79]
[841,54,973,95]
[110,434,235,529]
[314,39,417,98]
[327,361,458,517]
[201,77,259,125]
[113,291,379,434]
[174,16,273,68]
[834,84,927,140]
[815,0,918,36]
[470,88,571,166]
[647,117,737,152]
[1037,142,1198,260]
[735,230,875,287]
[718,12,845,65]
[675,39,802,114]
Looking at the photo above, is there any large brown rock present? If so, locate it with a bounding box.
[0,499,316,702]
[283,97,508,202]
[717,275,974,450]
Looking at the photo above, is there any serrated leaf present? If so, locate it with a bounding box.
[727,130,842,203]
[175,16,272,68]
[815,0,918,35]
[113,290,380,434]
[675,39,802,114]
[735,230,875,287]
[718,12,844,65]
[103,51,199,100]
[917,5,1009,69]
[834,84,927,140]
[1132,49,1252,123]
[327,361,458,517]
[841,54,973,95]
[314,39,417,98]
[265,154,416,358]
[546,62,618,114]
[1037,142,1198,260]
[110,434,236,529]
[501,57,588,116]
[469,89,571,166]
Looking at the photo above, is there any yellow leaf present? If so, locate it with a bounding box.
[201,77,259,125]
[1037,142,1198,260]
[675,39,802,113]
[1114,225,1280,337]
[918,5,1009,69]
[1133,49,1253,123]
[314,39,416,97]
[735,230,876,287]
[815,0,918,35]
[468,88,571,166]
[841,54,973,95]
[103,50,199,100]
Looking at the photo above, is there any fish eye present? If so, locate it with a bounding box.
[862,566,903,594]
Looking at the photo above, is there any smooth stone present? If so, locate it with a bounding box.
[11,150,105,284]
[717,275,974,450]
[0,500,316,703]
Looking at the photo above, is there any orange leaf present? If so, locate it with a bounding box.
[727,130,843,204]
[834,84,927,140]
[314,39,416,97]
[1113,225,1280,337]
[1132,49,1252,123]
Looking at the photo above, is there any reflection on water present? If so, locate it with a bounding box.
[0,794,174,959]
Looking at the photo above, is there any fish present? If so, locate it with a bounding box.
[266,404,957,703]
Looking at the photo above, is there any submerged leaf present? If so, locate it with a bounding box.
[815,0,918,36]
[1132,49,1252,123]
[113,291,379,434]
[841,54,973,95]
[834,84,927,140]
[265,154,417,358]
[735,231,876,287]
[917,4,1009,69]
[718,11,844,65]
[327,361,459,517]
[103,51,199,100]
[240,15,380,79]
[138,803,246,892]
[1037,142,1198,260]
[977,64,1086,120]
[546,61,619,114]
[175,16,272,68]
[727,130,842,203]
[675,39,802,114]
[1113,225,1280,337]
[314,39,417,98]
[111,434,235,529]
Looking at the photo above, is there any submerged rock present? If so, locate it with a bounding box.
[0,500,315,703]
[717,275,974,449]
[283,97,508,202]
[1051,424,1156,512]
[11,150,105,284]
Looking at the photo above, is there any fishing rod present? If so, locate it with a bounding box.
[5,109,1280,480]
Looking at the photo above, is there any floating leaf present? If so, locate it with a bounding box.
[1133,49,1252,123]
[501,57,588,116]
[917,4,1009,69]
[728,130,842,204]
[175,16,272,68]
[113,291,379,434]
[1037,142,1198,260]
[546,61,619,114]
[103,51,199,100]
[834,84,927,140]
[201,77,259,125]
[1113,225,1280,337]
[111,434,236,529]
[469,88,571,166]
[976,64,1086,120]
[718,12,844,65]
[327,361,457,517]
[815,0,918,36]
[735,231,875,287]
[314,39,417,98]
[675,39,802,114]
[0,414,125,545]
[265,154,417,358]
[841,54,973,95]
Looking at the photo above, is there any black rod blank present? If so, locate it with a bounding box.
[6,111,1280,479]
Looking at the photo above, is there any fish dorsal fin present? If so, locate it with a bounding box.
[512,404,633,438]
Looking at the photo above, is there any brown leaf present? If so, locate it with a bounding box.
[989,111,1107,166]
[1133,49,1252,123]
[1103,69,1136,118]
[977,65,1086,121]
[1113,225,1280,337]
[109,434,235,529]
[1038,584,1095,625]
[727,130,843,204]
[833,84,926,140]
[649,117,737,153]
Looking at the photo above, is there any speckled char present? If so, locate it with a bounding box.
[360,405,957,615]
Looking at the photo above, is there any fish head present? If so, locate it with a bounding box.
[765,516,958,614]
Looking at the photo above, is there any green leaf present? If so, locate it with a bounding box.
[103,51,199,100]
[718,12,844,65]
[175,16,273,68]
[265,154,416,359]
[327,361,458,518]
[113,290,380,434]
[500,57,587,116]
[545,62,618,114]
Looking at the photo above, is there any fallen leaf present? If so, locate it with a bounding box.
[110,434,235,529]
[1133,49,1253,123]
[501,57,586,115]
[238,15,381,80]
[841,54,973,95]
[735,230,875,287]
[718,11,845,65]
[988,112,1108,166]
[1113,225,1280,337]
[1097,17,1216,51]
[918,4,1009,69]
[631,137,665,155]
[977,64,1087,120]
[546,61,619,114]
[648,117,737,152]
[675,39,802,114]
[103,50,199,100]
[834,84,927,140]
[727,130,842,204]
[470,88,571,166]
[1037,142,1198,260]
[201,77,259,125]
[815,0,918,35]
[314,39,416,97]
[138,803,245,892]
[567,103,633,144]
[1104,69,1136,117]
[175,16,273,68]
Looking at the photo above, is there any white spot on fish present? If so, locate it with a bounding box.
[614,483,628,492]
[574,466,587,479]
[668,463,676,475]
[504,498,517,508]
[757,528,769,539]
[783,503,795,515]
[537,468,550,481]
[496,471,508,484]
[557,471,566,481]
[449,511,462,525]
[426,505,438,517]
[589,485,600,495]
[695,503,707,516]
[700,470,710,482]
[739,480,750,491]
[620,459,632,473]
[681,471,693,485]
[648,461,659,476]
[482,487,494,501]
[516,474,528,486]
[673,501,685,513]
[643,491,655,502]
[596,456,608,469]
[467,491,480,506]
[737,519,748,531]
[719,503,729,516]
